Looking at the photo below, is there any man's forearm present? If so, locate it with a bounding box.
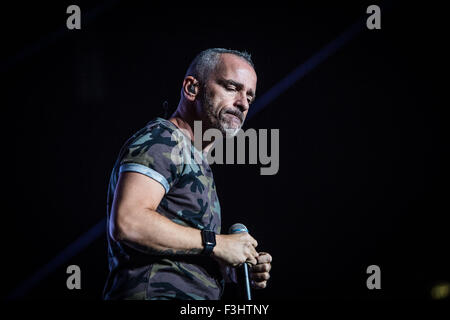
[113,207,204,256]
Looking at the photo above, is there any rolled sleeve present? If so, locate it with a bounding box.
[119,163,170,194]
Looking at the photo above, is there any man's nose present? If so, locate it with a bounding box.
[234,92,250,113]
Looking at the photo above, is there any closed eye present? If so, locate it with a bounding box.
[218,78,255,104]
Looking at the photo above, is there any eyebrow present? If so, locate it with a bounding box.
[218,78,256,100]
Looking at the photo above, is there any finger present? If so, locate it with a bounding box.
[250,272,270,281]
[256,252,272,264]
[250,255,259,265]
[249,245,259,259]
[251,280,267,290]
[245,252,258,265]
[246,257,257,266]
[248,234,258,248]
[251,262,271,273]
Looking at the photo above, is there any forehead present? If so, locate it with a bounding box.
[213,53,257,89]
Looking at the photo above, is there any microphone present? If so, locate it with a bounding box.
[228,223,252,301]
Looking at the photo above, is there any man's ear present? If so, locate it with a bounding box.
[182,76,199,101]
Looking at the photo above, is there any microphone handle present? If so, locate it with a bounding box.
[228,223,252,300]
[243,263,252,300]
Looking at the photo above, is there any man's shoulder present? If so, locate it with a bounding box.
[117,118,183,179]
[145,117,177,131]
[144,117,178,136]
[121,117,199,172]
[128,117,180,148]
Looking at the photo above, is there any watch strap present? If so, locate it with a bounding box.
[201,229,216,256]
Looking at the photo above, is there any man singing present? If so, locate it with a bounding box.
[103,48,272,300]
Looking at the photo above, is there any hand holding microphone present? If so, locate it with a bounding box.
[212,223,257,300]
[212,223,259,267]
[228,223,253,300]
[211,223,272,299]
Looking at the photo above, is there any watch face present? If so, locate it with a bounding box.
[203,230,216,245]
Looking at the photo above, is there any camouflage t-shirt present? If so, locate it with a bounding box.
[103,117,224,300]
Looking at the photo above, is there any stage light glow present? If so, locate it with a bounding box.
[430,282,449,300]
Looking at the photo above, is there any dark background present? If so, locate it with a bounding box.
[2,1,448,300]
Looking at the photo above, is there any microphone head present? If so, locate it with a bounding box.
[228,223,248,234]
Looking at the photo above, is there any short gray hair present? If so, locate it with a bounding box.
[184,48,254,84]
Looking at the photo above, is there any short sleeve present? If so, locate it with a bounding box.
[119,124,183,194]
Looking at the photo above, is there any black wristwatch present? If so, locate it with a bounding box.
[201,229,216,256]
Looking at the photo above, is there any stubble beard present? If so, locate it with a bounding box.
[200,91,242,138]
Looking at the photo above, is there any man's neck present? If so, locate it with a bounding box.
[169,108,214,154]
